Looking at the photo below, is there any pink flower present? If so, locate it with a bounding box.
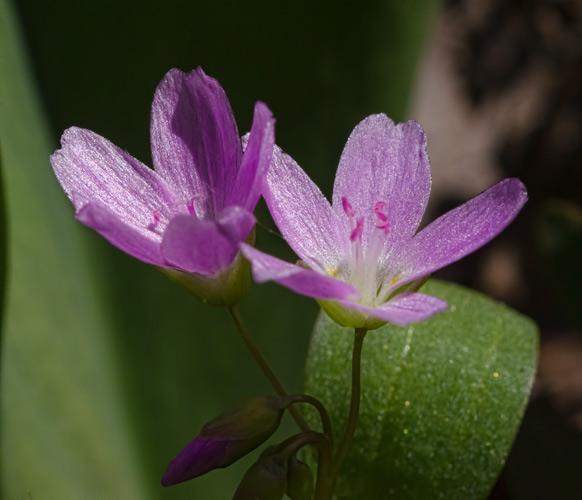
[242,115,527,328]
[51,68,275,305]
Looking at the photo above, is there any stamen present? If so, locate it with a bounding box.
[342,197,355,218]
[373,201,386,216]
[376,220,391,234]
[342,198,394,306]
[374,201,391,234]
[187,198,196,216]
[349,216,365,292]
[148,210,163,232]
[350,217,364,242]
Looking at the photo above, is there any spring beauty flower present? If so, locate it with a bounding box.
[51,68,274,306]
[242,115,527,329]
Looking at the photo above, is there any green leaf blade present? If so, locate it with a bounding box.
[0,0,150,498]
[304,280,538,500]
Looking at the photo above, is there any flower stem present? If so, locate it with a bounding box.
[293,395,334,448]
[331,327,367,479]
[228,305,310,432]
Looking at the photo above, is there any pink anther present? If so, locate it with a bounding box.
[373,201,388,222]
[350,217,364,242]
[376,220,391,234]
[148,210,163,231]
[373,201,386,214]
[187,199,196,216]
[342,197,356,218]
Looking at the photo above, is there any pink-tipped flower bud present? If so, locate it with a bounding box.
[162,395,293,486]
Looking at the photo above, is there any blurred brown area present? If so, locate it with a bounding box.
[410,1,582,498]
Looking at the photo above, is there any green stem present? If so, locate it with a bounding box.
[228,305,310,432]
[331,327,367,479]
[292,395,334,448]
[277,431,332,500]
[277,431,330,461]
[313,455,333,500]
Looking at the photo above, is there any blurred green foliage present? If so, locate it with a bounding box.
[1,0,438,498]
[0,1,149,497]
[533,201,582,329]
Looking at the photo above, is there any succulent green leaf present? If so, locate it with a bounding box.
[304,280,538,500]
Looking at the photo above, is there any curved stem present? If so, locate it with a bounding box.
[275,431,332,500]
[228,305,310,432]
[331,327,367,478]
[293,395,334,448]
[277,430,330,459]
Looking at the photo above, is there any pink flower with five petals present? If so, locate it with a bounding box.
[242,115,527,328]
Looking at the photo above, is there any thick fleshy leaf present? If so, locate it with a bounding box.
[263,146,348,273]
[392,179,528,287]
[150,67,241,217]
[76,203,165,266]
[241,244,359,301]
[51,127,177,238]
[304,280,538,500]
[0,2,150,498]
[332,116,431,263]
[161,211,253,276]
[337,292,448,326]
[229,101,275,211]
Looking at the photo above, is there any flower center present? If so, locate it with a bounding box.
[342,197,391,305]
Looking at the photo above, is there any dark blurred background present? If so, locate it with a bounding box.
[3,0,582,498]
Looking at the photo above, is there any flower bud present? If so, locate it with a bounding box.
[232,446,288,500]
[285,455,314,500]
[162,395,289,486]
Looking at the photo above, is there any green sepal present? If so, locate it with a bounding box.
[232,446,288,500]
[316,298,386,330]
[159,228,255,307]
[316,275,431,331]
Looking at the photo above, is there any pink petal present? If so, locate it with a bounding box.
[50,127,176,237]
[332,116,431,263]
[76,203,165,265]
[392,178,528,287]
[240,244,359,301]
[161,438,230,486]
[337,292,448,327]
[215,206,256,244]
[263,146,348,273]
[229,101,275,211]
[150,67,241,217]
[161,209,254,276]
